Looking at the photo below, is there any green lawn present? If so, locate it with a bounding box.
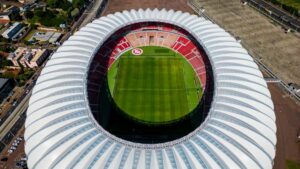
[278,0,300,9]
[267,0,300,16]
[29,9,67,27]
[107,46,202,124]
[24,29,37,41]
[287,160,300,169]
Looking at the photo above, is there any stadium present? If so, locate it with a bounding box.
[24,9,276,169]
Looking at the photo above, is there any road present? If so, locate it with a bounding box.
[0,94,29,140]
[0,73,38,141]
[79,0,106,28]
[60,0,106,43]
[0,0,107,153]
[246,0,300,31]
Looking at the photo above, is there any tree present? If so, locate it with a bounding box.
[29,23,38,30]
[24,40,31,46]
[33,8,45,18]
[0,36,9,43]
[72,0,85,8]
[47,0,72,11]
[0,58,11,68]
[24,10,34,19]
[16,69,34,86]
[71,8,80,18]
[10,12,22,21]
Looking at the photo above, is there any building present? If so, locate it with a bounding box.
[29,31,61,44]
[0,15,10,24]
[1,66,21,76]
[1,6,20,18]
[0,78,15,103]
[24,9,277,169]
[19,51,33,68]
[28,49,49,68]
[8,47,49,68]
[29,31,53,42]
[49,32,61,44]
[1,22,23,39]
[3,6,20,14]
[7,47,27,67]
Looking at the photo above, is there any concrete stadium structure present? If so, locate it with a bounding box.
[24,9,277,169]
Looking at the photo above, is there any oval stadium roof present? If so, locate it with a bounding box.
[24,8,277,169]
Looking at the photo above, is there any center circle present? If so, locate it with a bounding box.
[131,48,143,55]
[107,46,202,124]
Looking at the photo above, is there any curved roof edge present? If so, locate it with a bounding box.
[24,8,276,169]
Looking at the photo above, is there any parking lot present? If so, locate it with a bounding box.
[0,127,26,169]
[192,0,300,86]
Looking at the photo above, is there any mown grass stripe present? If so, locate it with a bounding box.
[107,46,202,124]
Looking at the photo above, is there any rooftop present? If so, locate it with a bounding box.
[0,78,9,88]
[2,22,22,35]
[31,49,47,62]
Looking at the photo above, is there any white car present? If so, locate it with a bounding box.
[12,101,17,107]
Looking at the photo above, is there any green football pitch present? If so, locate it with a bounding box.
[107,46,202,124]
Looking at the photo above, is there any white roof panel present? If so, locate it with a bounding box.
[25,9,276,169]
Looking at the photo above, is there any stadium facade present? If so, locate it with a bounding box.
[24,9,277,169]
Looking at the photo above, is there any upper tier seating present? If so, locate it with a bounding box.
[88,24,208,90]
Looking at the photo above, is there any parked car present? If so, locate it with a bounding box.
[12,101,17,107]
